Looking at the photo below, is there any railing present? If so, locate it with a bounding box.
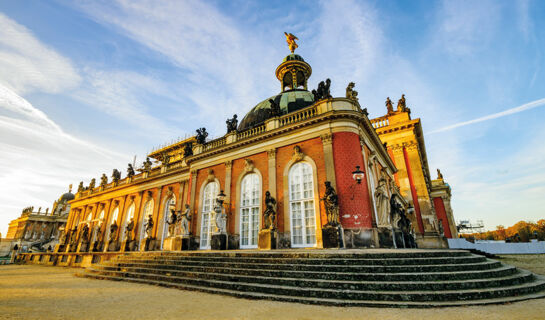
[202,136,226,152]
[371,117,389,128]
[279,106,317,127]
[236,124,266,140]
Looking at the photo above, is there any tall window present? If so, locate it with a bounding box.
[200,182,218,249]
[122,203,135,241]
[289,162,316,247]
[240,173,260,248]
[161,197,176,248]
[139,200,154,244]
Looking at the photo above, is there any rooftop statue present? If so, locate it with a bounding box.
[346,82,358,101]
[111,169,121,183]
[183,142,193,157]
[100,174,108,187]
[196,127,208,145]
[437,169,444,180]
[127,164,135,178]
[226,114,238,133]
[284,32,299,53]
[77,181,84,193]
[397,94,406,111]
[143,157,153,172]
[313,79,332,101]
[89,178,96,190]
[386,97,393,114]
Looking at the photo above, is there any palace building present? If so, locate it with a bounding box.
[19,39,458,259]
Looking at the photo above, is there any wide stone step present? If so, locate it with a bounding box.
[100,259,501,273]
[113,255,486,266]
[88,265,534,291]
[83,269,545,303]
[112,250,472,260]
[90,261,516,281]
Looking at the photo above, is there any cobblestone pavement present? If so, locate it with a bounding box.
[1,264,545,320]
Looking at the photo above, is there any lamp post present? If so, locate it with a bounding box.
[352,166,365,184]
[216,190,226,206]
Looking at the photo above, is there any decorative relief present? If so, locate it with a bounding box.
[243,159,254,173]
[267,149,276,160]
[224,160,233,170]
[147,190,153,200]
[206,169,215,182]
[292,145,305,162]
[166,186,174,198]
[320,133,333,144]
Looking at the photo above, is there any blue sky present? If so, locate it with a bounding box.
[0,0,544,236]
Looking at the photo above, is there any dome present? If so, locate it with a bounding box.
[59,192,75,202]
[283,54,305,62]
[238,89,314,131]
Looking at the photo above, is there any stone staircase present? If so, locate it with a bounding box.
[81,249,545,307]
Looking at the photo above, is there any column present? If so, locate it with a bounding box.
[321,133,336,189]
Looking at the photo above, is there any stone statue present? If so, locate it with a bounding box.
[109,221,118,242]
[397,94,406,111]
[321,181,339,226]
[438,219,444,235]
[144,214,154,238]
[195,127,208,145]
[361,107,369,116]
[77,182,84,193]
[213,200,226,233]
[161,153,170,165]
[81,224,89,243]
[180,204,191,236]
[166,208,177,237]
[100,174,108,187]
[69,227,78,245]
[89,178,96,190]
[143,157,152,172]
[127,164,135,178]
[437,169,443,179]
[226,114,238,133]
[125,218,134,241]
[284,32,299,53]
[346,82,358,101]
[111,169,121,184]
[374,178,390,227]
[269,99,281,117]
[59,230,67,245]
[386,97,393,113]
[314,79,332,101]
[263,191,277,229]
[324,79,331,99]
[183,143,193,157]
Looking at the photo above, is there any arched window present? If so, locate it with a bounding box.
[289,162,316,247]
[200,181,218,249]
[139,200,154,246]
[240,173,260,248]
[161,197,176,249]
[121,203,135,241]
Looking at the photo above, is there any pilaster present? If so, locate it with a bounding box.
[321,132,336,189]
[267,149,277,197]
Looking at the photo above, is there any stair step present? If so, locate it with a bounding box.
[82,272,545,307]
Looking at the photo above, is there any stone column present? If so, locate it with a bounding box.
[321,133,336,189]
[189,169,198,234]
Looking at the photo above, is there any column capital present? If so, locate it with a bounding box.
[321,132,333,144]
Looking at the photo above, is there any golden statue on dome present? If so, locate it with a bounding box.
[284,32,299,53]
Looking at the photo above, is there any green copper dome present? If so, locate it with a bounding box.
[238,89,315,131]
[283,54,305,62]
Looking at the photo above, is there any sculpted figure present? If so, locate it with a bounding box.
[346,82,358,101]
[69,227,78,245]
[166,208,177,237]
[226,114,238,133]
[100,174,108,187]
[386,97,393,113]
[321,181,339,226]
[127,164,135,178]
[284,32,299,53]
[214,200,226,233]
[269,99,281,117]
[397,94,406,111]
[77,182,84,193]
[111,169,121,183]
[263,191,277,229]
[144,214,154,238]
[374,178,390,227]
[81,224,90,243]
[109,221,118,242]
[324,79,331,99]
[125,218,134,241]
[183,142,193,157]
[437,169,443,179]
[89,178,96,190]
[143,157,152,172]
[180,204,192,236]
[195,127,208,144]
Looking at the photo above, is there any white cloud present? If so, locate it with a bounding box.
[0,13,81,94]
[0,83,128,235]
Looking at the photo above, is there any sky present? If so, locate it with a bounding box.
[0,0,544,236]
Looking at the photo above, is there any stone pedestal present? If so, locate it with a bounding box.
[211,233,227,250]
[107,240,119,252]
[378,228,394,248]
[124,240,136,251]
[143,237,155,251]
[163,236,182,251]
[258,229,277,250]
[322,225,341,249]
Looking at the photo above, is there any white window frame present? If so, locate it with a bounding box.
[289,162,317,248]
[200,182,218,249]
[239,173,261,249]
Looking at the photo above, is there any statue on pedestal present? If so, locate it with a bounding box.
[321,181,339,226]
[386,97,393,114]
[127,164,135,178]
[180,204,192,236]
[213,200,226,234]
[89,178,96,191]
[226,114,238,133]
[346,82,358,101]
[125,218,134,241]
[77,182,84,193]
[397,94,406,111]
[166,208,178,237]
[109,221,118,242]
[263,191,277,229]
[195,127,208,145]
[81,224,89,243]
[183,143,193,157]
[143,157,153,172]
[100,174,108,187]
[144,214,154,238]
[375,178,390,227]
[111,169,121,184]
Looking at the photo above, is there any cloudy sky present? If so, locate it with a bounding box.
[0,0,544,236]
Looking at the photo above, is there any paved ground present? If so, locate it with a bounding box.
[1,259,545,320]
